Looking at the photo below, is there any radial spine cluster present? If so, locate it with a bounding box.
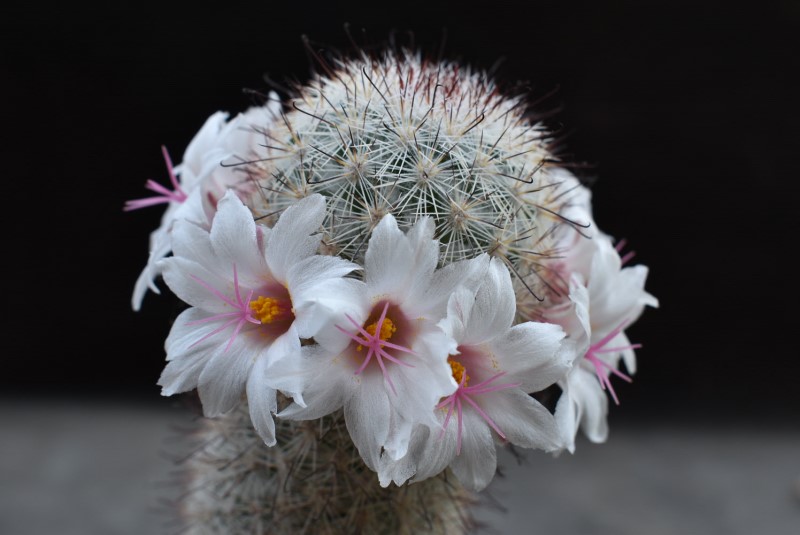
[244,51,580,307]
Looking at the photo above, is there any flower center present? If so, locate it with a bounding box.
[437,359,521,455]
[249,296,292,324]
[447,357,470,387]
[336,301,416,395]
[357,317,396,351]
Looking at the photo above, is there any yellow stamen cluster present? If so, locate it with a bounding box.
[357,317,396,351]
[448,358,470,387]
[250,296,288,324]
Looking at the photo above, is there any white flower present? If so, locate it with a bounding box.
[127,97,281,310]
[156,190,360,446]
[274,215,484,471]
[378,258,573,491]
[548,228,658,452]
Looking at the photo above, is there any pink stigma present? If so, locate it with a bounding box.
[186,264,260,352]
[584,319,641,405]
[437,367,521,455]
[124,146,188,211]
[335,302,416,395]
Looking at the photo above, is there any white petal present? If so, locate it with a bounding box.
[450,409,497,491]
[159,256,237,313]
[391,323,458,429]
[554,379,578,453]
[158,354,207,397]
[490,321,570,393]
[266,194,326,283]
[246,356,278,446]
[160,307,254,396]
[158,309,221,395]
[179,111,231,189]
[131,230,168,310]
[382,413,414,462]
[287,256,363,338]
[378,423,456,487]
[589,239,658,337]
[479,389,561,451]
[378,425,424,487]
[307,284,369,355]
[344,375,392,471]
[437,286,473,343]
[411,254,489,319]
[275,345,351,420]
[400,217,440,301]
[261,325,304,404]
[570,368,609,444]
[408,422,458,484]
[460,257,515,345]
[168,214,215,265]
[288,255,361,298]
[196,337,258,417]
[364,215,437,302]
[164,308,216,360]
[209,191,268,280]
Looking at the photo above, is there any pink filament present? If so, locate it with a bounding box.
[335,302,416,396]
[584,319,640,405]
[124,146,188,211]
[615,238,636,266]
[186,264,260,352]
[437,368,521,455]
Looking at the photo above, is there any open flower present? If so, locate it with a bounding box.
[547,225,658,451]
[127,98,281,310]
[274,215,485,470]
[378,257,573,491]
[157,191,360,446]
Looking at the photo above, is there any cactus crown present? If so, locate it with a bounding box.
[241,51,583,310]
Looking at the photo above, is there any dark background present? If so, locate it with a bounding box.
[4,0,799,425]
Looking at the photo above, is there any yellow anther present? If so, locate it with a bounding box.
[250,296,288,324]
[357,317,397,351]
[448,358,470,387]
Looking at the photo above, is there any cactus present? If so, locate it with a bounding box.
[131,45,656,535]
[169,399,477,534]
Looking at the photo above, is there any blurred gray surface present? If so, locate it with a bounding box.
[1,401,798,535]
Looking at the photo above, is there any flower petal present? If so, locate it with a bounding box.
[561,368,609,446]
[378,423,457,487]
[167,204,215,263]
[131,228,168,310]
[364,215,436,302]
[275,345,352,420]
[246,355,278,446]
[159,310,219,395]
[209,191,268,281]
[437,285,473,344]
[159,256,238,313]
[409,253,489,319]
[460,257,516,345]
[265,194,326,283]
[588,240,658,337]
[490,321,571,393]
[178,111,231,189]
[450,409,497,491]
[479,388,562,451]
[196,337,257,417]
[287,255,363,338]
[554,379,578,453]
[344,375,392,471]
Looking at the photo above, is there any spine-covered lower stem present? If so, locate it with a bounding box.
[175,401,476,534]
